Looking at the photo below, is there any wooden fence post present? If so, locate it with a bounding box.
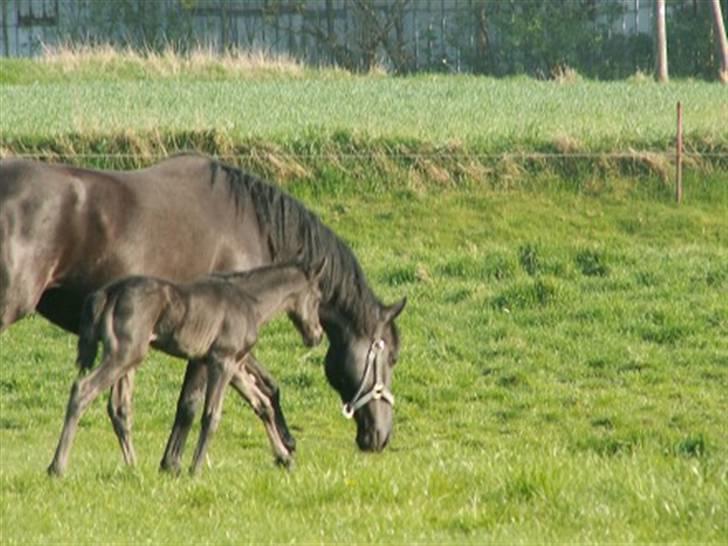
[675,101,683,204]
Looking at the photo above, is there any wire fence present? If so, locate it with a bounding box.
[3,151,727,160]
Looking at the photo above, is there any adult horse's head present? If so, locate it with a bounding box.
[324,298,406,452]
[211,159,408,452]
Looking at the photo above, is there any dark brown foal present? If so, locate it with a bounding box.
[48,261,324,476]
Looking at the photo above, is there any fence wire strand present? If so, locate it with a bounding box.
[3,152,727,160]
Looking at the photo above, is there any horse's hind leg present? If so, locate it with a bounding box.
[190,358,235,476]
[160,359,207,474]
[243,353,296,453]
[107,370,137,466]
[48,355,133,476]
[230,366,292,468]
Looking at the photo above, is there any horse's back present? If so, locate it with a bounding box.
[0,154,266,333]
[129,153,214,178]
[1,153,216,195]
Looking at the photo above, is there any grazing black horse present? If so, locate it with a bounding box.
[49,261,325,476]
[0,154,406,469]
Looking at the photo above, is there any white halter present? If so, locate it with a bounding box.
[341,338,395,419]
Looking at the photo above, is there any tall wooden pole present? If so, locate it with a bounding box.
[709,0,728,84]
[1,0,9,56]
[655,0,668,82]
[675,102,683,204]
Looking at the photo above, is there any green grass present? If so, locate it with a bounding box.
[2,52,726,185]
[1,51,727,543]
[2,53,727,183]
[1,183,727,543]
[2,77,725,149]
[3,76,727,189]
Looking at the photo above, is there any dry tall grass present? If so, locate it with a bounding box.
[39,43,307,78]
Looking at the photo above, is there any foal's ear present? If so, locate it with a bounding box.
[311,256,328,282]
[381,297,407,324]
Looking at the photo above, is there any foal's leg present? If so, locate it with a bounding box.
[48,355,137,476]
[160,359,207,473]
[230,367,293,467]
[161,355,295,472]
[244,353,296,453]
[189,358,236,476]
[107,370,137,466]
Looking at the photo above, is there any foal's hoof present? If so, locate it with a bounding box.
[275,454,294,471]
[282,433,296,454]
[47,464,64,478]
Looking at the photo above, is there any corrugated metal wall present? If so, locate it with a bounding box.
[0,0,656,68]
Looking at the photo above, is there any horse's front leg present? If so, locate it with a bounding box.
[160,360,207,474]
[107,370,137,466]
[242,353,296,453]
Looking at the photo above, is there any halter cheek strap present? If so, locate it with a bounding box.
[342,339,395,419]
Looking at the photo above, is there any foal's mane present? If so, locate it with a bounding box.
[208,159,382,337]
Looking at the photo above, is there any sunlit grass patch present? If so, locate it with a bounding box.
[6,43,309,84]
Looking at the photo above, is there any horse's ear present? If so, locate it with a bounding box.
[381,297,406,324]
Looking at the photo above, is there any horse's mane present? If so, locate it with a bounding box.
[209,159,382,337]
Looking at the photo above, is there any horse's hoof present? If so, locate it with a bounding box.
[47,464,63,478]
[159,458,182,475]
[159,465,182,477]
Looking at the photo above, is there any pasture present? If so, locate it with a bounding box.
[1,52,727,543]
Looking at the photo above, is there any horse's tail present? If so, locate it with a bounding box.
[76,289,113,371]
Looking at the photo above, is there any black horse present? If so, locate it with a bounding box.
[0,154,406,470]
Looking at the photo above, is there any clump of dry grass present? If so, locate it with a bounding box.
[552,134,583,154]
[618,148,672,182]
[627,69,653,84]
[550,64,582,84]
[39,43,307,79]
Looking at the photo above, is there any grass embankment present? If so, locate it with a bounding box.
[1,48,727,187]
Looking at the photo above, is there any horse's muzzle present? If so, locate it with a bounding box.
[356,428,391,452]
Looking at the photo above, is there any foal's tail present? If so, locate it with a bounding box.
[76,289,112,371]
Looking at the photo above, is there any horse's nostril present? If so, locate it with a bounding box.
[373,430,389,451]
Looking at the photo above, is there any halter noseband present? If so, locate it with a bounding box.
[341,338,395,419]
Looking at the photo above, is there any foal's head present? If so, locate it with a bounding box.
[288,259,326,348]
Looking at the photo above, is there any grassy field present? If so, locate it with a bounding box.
[1,50,728,543]
[2,180,727,543]
[2,75,726,155]
[1,49,727,184]
[3,76,726,147]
